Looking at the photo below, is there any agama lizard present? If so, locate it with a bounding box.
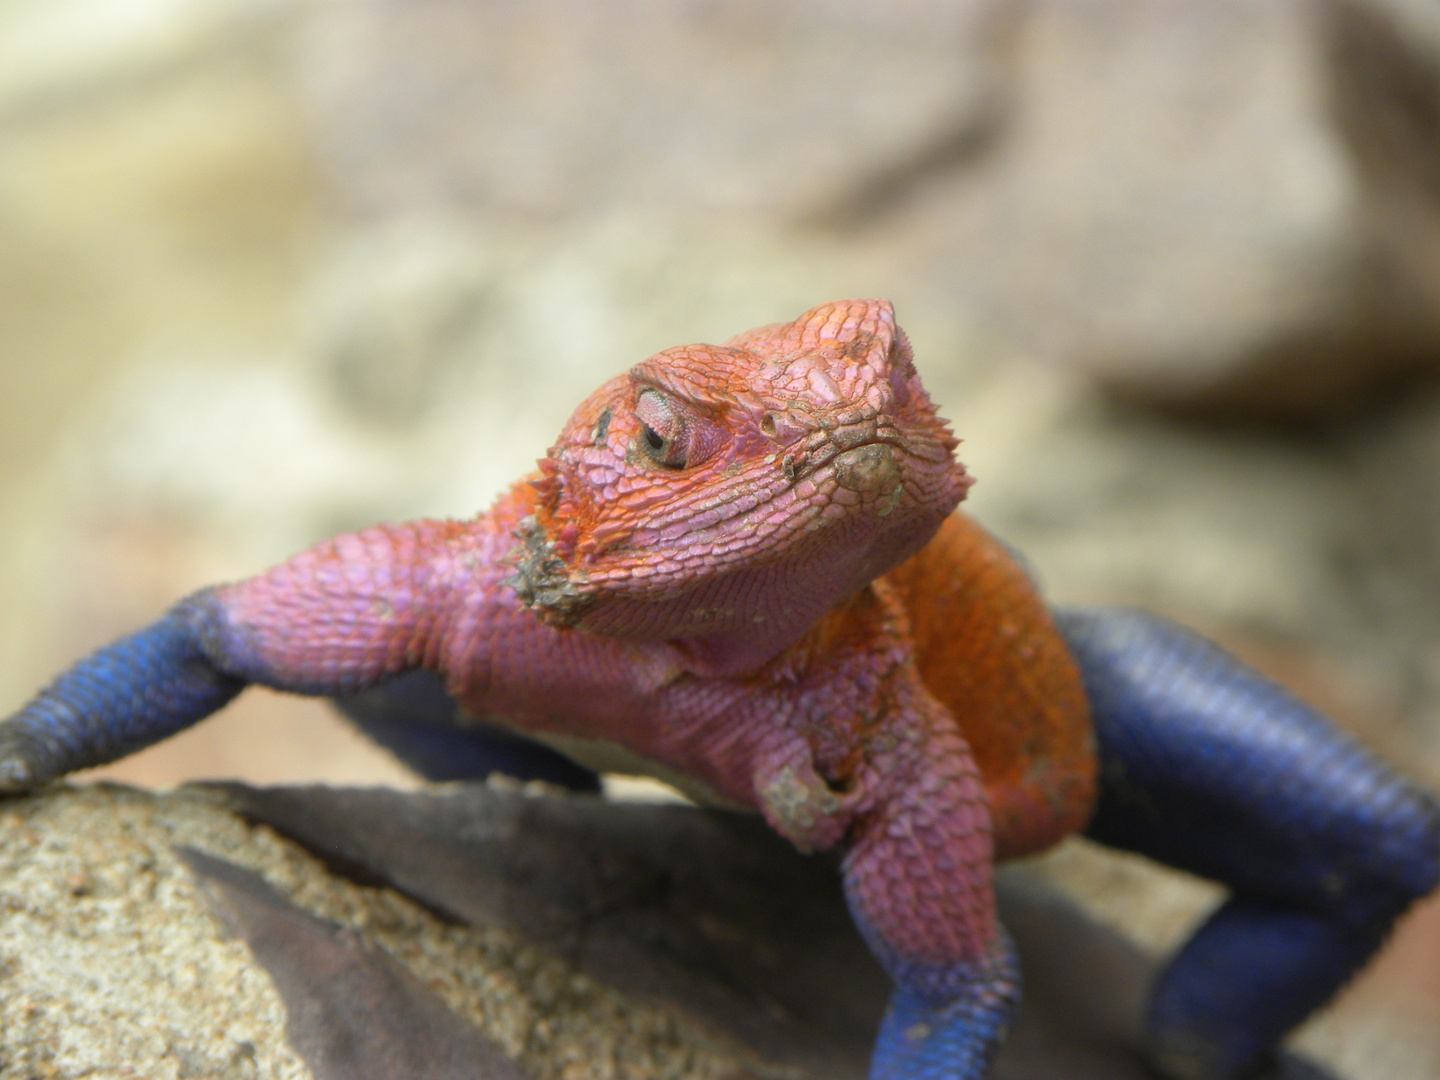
[3,300,1437,1080]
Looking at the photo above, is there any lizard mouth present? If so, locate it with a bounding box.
[797,413,922,494]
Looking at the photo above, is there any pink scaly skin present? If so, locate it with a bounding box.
[134,301,1023,1077]
[211,300,1007,968]
[5,299,1024,1076]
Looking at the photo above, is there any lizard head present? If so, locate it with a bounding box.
[507,299,971,661]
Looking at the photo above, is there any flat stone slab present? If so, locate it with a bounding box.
[0,781,1345,1080]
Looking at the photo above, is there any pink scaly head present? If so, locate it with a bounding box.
[508,299,971,675]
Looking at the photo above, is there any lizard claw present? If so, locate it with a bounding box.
[0,730,44,795]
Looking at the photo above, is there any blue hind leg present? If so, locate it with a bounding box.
[332,670,600,791]
[1055,606,1440,1080]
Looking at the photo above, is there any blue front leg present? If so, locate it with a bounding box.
[0,592,603,793]
[0,592,243,791]
[1056,606,1440,1080]
[864,943,1019,1080]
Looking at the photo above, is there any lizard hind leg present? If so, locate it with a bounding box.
[332,670,601,791]
[1056,605,1440,1080]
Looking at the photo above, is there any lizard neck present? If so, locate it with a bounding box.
[628,519,949,679]
[659,555,882,678]
[500,478,952,680]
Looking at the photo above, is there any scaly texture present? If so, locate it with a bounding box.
[2,300,1437,1080]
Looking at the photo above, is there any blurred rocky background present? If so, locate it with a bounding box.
[2,0,1440,1075]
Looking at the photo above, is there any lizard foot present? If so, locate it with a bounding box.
[868,942,1020,1080]
[0,738,40,793]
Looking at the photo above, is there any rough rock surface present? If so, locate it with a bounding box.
[1,781,1437,1079]
[0,784,755,1080]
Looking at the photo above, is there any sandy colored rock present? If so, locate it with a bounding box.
[0,784,755,1080]
[0,786,310,1080]
[2,781,1437,1080]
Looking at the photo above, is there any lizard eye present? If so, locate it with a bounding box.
[635,388,689,469]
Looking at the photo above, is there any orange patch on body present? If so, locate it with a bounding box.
[884,514,1097,860]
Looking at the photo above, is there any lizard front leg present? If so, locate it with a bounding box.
[752,657,1020,1080]
[0,520,466,791]
[0,598,244,791]
[846,688,1019,1080]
